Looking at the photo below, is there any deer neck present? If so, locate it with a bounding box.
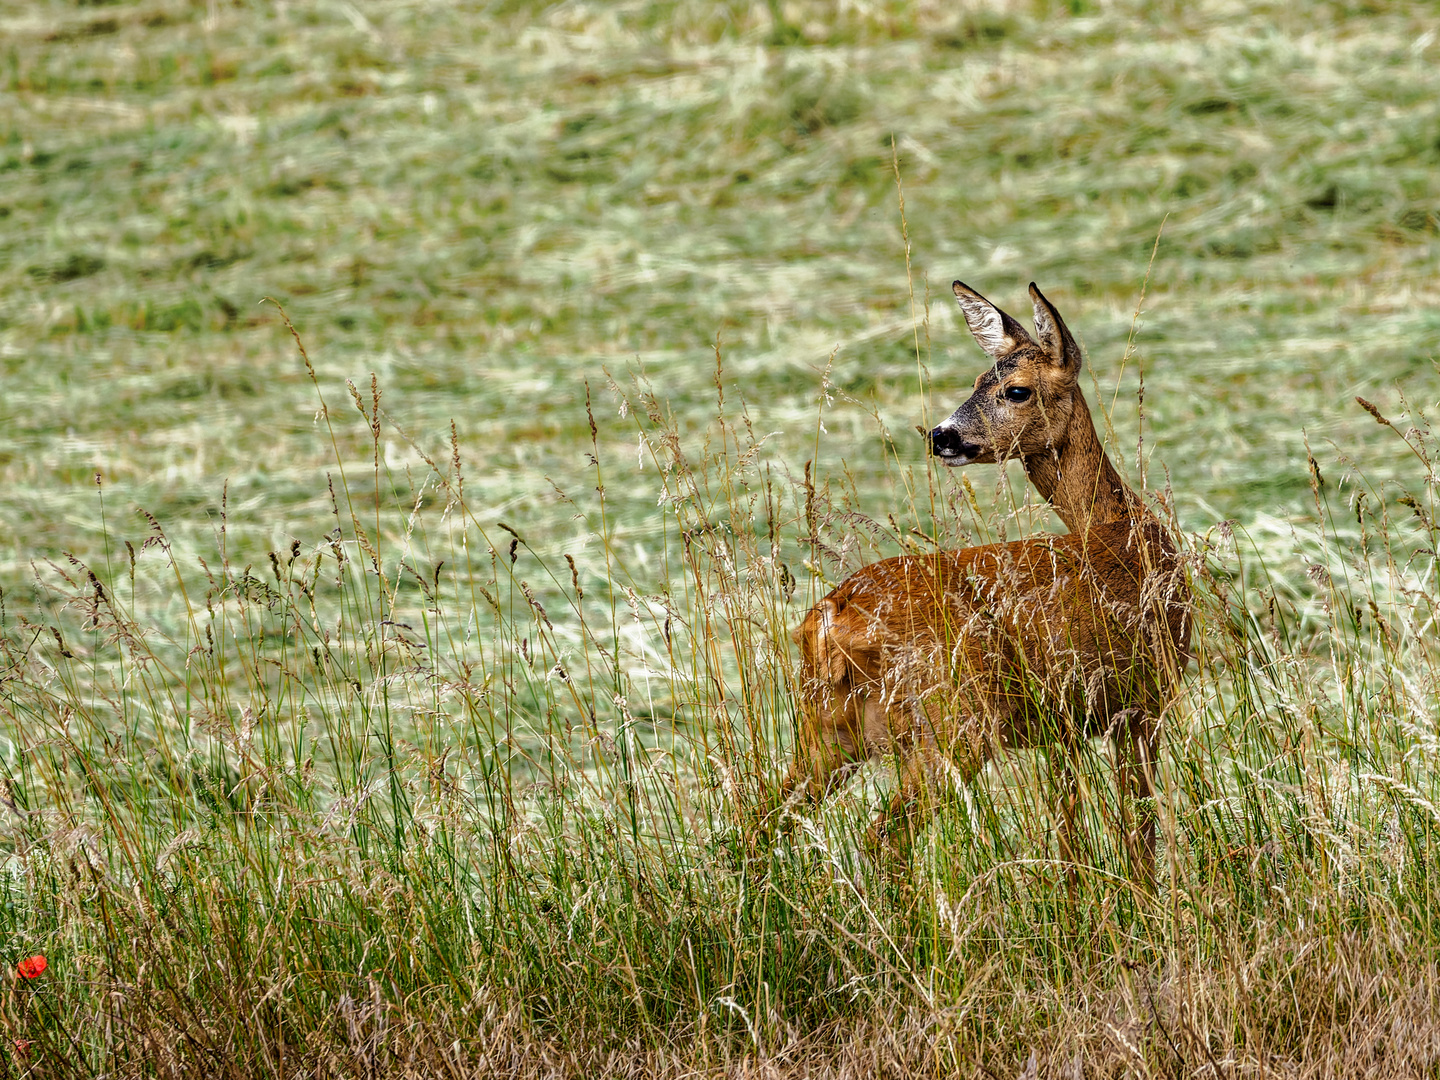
[1021,388,1141,535]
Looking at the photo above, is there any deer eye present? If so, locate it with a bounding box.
[1004,386,1033,403]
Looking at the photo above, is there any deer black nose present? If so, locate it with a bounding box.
[929,426,982,461]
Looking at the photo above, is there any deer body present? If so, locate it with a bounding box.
[782,282,1190,878]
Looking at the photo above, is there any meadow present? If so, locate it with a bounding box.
[1,0,1439,1075]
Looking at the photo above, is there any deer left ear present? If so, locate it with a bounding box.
[953,280,1035,360]
[1029,283,1083,377]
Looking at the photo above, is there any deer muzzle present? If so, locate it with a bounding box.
[929,423,984,465]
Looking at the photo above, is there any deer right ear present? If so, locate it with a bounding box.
[953,281,1035,360]
[1028,283,1083,377]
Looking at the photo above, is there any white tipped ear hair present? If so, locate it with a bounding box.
[1028,282,1083,374]
[952,280,1034,360]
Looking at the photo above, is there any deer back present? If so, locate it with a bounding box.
[792,517,1189,757]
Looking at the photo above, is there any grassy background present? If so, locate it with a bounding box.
[3,0,1437,583]
[3,1,1440,1076]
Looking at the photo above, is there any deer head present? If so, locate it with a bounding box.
[929,281,1085,466]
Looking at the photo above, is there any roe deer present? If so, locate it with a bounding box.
[780,281,1190,882]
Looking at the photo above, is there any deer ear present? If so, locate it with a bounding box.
[1028,283,1083,377]
[953,281,1034,360]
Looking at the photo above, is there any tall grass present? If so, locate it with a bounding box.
[2,306,1438,1076]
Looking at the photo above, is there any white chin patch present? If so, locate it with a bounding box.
[935,452,970,466]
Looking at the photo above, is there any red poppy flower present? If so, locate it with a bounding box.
[15,956,46,979]
[12,1040,32,1056]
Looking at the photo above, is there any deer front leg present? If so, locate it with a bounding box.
[1048,745,1082,893]
[1113,713,1158,888]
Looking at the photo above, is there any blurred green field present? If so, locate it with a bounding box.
[3,0,1436,587]
[3,1,1440,1075]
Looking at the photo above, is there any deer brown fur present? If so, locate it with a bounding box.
[780,281,1190,881]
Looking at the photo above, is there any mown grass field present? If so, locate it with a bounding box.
[1,1,1439,1076]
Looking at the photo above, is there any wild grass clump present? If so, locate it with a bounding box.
[1,313,1438,1076]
